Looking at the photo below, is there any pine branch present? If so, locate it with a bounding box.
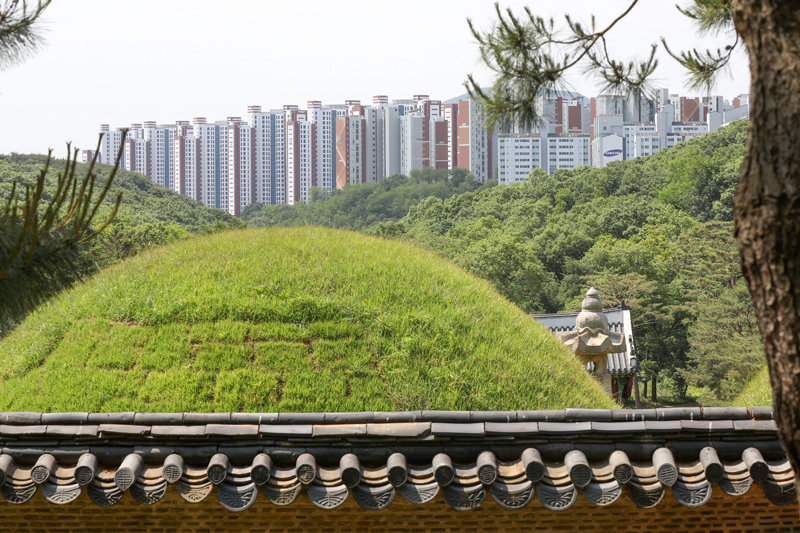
[0,131,126,326]
[465,1,644,130]
[465,0,738,129]
[0,0,52,70]
[661,33,739,92]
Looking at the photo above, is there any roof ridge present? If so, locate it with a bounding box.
[0,407,774,426]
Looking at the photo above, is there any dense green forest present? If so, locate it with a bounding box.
[241,166,491,230]
[0,153,242,332]
[245,120,763,406]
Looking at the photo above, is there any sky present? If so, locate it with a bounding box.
[0,0,750,155]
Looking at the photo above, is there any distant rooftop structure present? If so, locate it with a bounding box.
[533,288,640,404]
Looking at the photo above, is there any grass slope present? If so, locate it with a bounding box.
[0,227,613,412]
[733,366,772,406]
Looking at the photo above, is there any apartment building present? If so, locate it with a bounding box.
[497,134,542,185]
[96,87,748,203]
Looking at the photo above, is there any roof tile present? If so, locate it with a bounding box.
[365,423,430,437]
[277,413,326,424]
[484,422,539,434]
[422,411,471,422]
[702,407,749,420]
[0,412,43,425]
[431,422,484,436]
[133,413,183,425]
[370,411,423,423]
[566,408,612,421]
[150,425,207,437]
[312,424,367,437]
[0,424,47,436]
[538,422,591,434]
[469,411,517,423]
[259,424,313,436]
[680,420,735,431]
[644,420,683,432]
[733,420,778,432]
[87,412,136,424]
[205,424,259,437]
[611,409,657,421]
[750,406,774,420]
[183,413,231,424]
[517,410,566,422]
[97,424,150,435]
[657,407,702,421]
[590,421,646,432]
[44,425,98,437]
[323,412,375,424]
[40,413,89,424]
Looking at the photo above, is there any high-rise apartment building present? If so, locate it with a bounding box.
[284,107,314,205]
[308,101,337,192]
[173,121,200,202]
[335,114,364,188]
[400,113,424,175]
[456,98,493,182]
[193,117,228,210]
[547,135,591,173]
[497,134,542,185]
[97,87,748,203]
[226,117,255,216]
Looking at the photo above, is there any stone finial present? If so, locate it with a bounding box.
[575,287,609,332]
[556,288,626,355]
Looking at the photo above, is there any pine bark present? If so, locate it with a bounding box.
[733,0,800,499]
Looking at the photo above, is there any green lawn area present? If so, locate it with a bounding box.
[0,226,613,412]
[733,366,772,407]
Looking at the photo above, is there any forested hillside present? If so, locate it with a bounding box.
[0,153,242,332]
[241,167,490,229]
[246,120,763,405]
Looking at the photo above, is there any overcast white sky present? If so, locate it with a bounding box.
[0,1,750,155]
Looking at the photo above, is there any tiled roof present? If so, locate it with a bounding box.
[532,307,639,374]
[0,408,794,512]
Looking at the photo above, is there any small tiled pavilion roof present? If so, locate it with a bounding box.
[0,408,795,512]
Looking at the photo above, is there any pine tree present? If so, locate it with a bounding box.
[467,0,800,496]
[1,1,125,329]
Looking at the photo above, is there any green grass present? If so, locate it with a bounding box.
[733,366,772,407]
[0,226,614,412]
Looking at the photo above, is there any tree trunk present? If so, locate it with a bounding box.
[643,379,648,398]
[651,377,657,403]
[733,0,800,499]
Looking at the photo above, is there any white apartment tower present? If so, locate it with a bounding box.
[307,101,337,193]
[546,135,590,173]
[193,117,229,210]
[226,117,254,216]
[285,107,314,204]
[497,134,542,184]
[173,122,200,201]
[142,121,173,189]
[400,113,424,175]
[99,125,125,166]
[363,106,384,183]
[382,104,402,177]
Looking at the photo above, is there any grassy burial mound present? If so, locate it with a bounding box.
[0,227,613,412]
